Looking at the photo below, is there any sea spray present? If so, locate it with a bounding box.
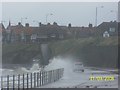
[45,56,81,78]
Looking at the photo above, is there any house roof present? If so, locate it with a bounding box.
[97,21,118,28]
[97,21,118,35]
[69,27,97,34]
[8,24,67,35]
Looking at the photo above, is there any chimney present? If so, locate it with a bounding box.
[18,22,21,25]
[53,22,57,25]
[25,23,29,27]
[68,23,71,28]
[39,22,42,27]
[82,26,84,29]
[47,23,51,25]
[89,23,93,28]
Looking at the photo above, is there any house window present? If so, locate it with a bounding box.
[51,34,56,38]
[31,34,37,40]
[109,27,115,32]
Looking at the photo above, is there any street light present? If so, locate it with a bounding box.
[46,13,53,24]
[95,6,104,27]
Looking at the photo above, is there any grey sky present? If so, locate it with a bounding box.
[1,2,118,27]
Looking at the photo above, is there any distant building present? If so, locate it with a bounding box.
[61,23,97,38]
[2,21,119,44]
[5,22,66,43]
[97,21,118,37]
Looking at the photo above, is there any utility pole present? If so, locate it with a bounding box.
[95,6,104,27]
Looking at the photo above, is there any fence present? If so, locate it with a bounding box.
[0,68,64,89]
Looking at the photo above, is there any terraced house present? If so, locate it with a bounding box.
[5,22,67,43]
[2,21,119,44]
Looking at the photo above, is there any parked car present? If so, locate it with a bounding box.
[73,62,84,72]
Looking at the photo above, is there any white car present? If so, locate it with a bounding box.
[73,62,84,72]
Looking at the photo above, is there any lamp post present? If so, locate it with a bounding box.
[46,13,53,24]
[95,6,104,27]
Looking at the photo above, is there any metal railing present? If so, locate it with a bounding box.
[0,68,64,89]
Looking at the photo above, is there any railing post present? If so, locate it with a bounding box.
[54,70,56,81]
[23,74,24,90]
[55,70,57,81]
[34,73,36,88]
[46,71,49,84]
[59,69,61,78]
[52,70,54,82]
[50,71,52,83]
[43,72,45,85]
[7,75,9,90]
[42,72,44,85]
[41,71,42,86]
[46,71,48,84]
[13,75,15,89]
[44,71,46,85]
[37,72,39,87]
[40,72,41,86]
[47,71,50,83]
[56,69,58,80]
[54,70,56,82]
[62,68,64,77]
[57,69,58,80]
[31,73,32,88]
[53,70,55,82]
[27,73,29,89]
[58,69,60,79]
[51,70,52,83]
[18,74,20,89]
[44,72,46,85]
[60,69,62,78]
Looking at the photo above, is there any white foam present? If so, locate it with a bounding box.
[45,56,80,77]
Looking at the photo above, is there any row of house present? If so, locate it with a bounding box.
[2,22,67,43]
[0,21,119,43]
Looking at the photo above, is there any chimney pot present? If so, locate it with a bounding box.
[25,23,29,27]
[39,22,42,27]
[53,22,57,25]
[68,23,71,28]
[47,23,51,25]
[89,23,93,28]
[18,22,21,25]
